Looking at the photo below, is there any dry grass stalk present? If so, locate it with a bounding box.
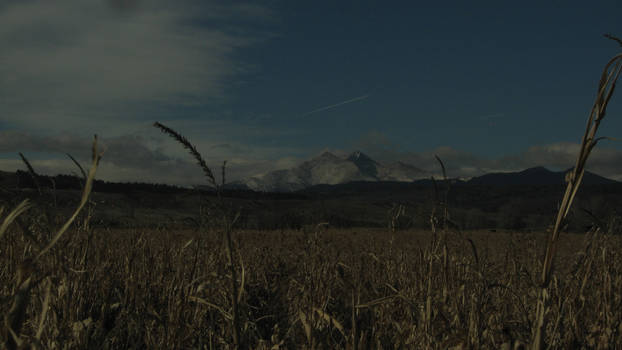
[36,136,103,261]
[66,152,87,187]
[2,135,102,349]
[605,33,622,48]
[153,121,242,347]
[18,152,42,195]
[153,122,218,189]
[0,200,31,242]
[531,47,622,349]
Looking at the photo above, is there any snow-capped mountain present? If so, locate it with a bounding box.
[244,151,430,192]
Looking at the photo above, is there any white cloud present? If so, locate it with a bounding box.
[355,131,622,181]
[0,0,269,135]
[419,143,622,180]
[0,130,304,186]
[2,129,622,185]
[0,1,291,185]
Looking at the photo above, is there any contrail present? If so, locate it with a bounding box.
[478,113,505,120]
[299,94,370,118]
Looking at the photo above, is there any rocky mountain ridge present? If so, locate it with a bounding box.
[242,151,430,192]
[235,152,619,192]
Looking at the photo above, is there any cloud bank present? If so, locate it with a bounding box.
[2,131,621,186]
[0,130,301,186]
[0,0,288,186]
[364,143,622,181]
[0,0,269,134]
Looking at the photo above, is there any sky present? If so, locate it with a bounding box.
[1,0,622,186]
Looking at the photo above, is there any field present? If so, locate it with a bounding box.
[2,206,622,349]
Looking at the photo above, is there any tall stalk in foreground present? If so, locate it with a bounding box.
[153,122,242,348]
[2,135,102,349]
[531,40,622,349]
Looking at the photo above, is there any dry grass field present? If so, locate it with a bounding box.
[1,222,622,349]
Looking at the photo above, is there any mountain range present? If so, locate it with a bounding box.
[233,152,618,192]
[0,152,618,194]
[240,151,430,192]
[465,166,618,186]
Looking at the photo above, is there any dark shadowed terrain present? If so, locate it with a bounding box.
[1,167,621,233]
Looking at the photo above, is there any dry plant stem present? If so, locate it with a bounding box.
[222,160,227,187]
[225,222,241,347]
[0,200,31,241]
[604,33,622,48]
[35,277,52,341]
[153,122,217,188]
[531,52,622,350]
[3,136,102,349]
[434,155,450,230]
[4,271,32,350]
[153,122,241,347]
[66,153,87,187]
[18,153,41,195]
[36,136,103,261]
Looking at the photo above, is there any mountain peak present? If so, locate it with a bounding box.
[520,166,551,173]
[346,151,378,178]
[317,151,339,160]
[347,151,373,162]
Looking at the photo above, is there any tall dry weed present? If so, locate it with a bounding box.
[531,36,622,349]
[153,121,243,348]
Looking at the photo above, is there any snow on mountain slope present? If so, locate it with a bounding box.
[244,151,430,192]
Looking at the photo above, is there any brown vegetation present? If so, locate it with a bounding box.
[1,223,622,348]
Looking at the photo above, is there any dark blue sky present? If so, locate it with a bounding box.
[1,1,622,184]
[222,1,622,156]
